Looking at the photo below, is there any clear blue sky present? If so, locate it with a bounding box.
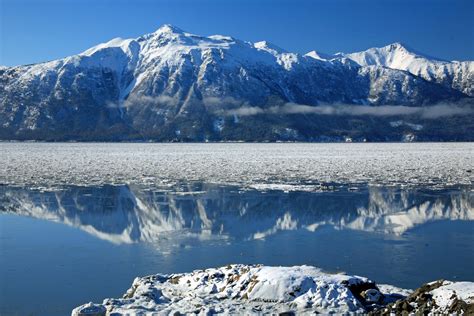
[1,0,473,66]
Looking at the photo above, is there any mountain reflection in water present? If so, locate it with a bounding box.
[1,183,472,246]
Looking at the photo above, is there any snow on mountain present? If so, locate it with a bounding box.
[0,25,471,141]
[304,50,335,61]
[342,42,474,96]
[254,40,287,55]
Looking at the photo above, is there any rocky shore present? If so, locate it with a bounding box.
[72,264,473,315]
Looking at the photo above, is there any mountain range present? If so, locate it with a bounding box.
[1,25,473,141]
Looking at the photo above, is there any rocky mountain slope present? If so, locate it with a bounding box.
[341,42,474,96]
[1,25,472,141]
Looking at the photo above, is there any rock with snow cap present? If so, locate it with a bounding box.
[72,264,412,315]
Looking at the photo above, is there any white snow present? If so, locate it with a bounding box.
[254,41,287,55]
[342,42,474,96]
[305,50,334,61]
[72,264,410,315]
[72,264,474,315]
[81,37,135,57]
[430,281,474,309]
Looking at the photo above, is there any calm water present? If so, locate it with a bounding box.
[0,143,473,316]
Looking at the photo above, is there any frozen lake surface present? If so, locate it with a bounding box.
[0,143,473,315]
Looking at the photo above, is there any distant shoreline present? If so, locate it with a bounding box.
[1,140,473,143]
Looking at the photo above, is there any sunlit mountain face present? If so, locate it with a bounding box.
[1,183,472,246]
[1,25,473,141]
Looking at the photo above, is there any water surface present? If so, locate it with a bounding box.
[0,143,473,316]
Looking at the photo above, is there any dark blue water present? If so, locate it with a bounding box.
[0,183,473,316]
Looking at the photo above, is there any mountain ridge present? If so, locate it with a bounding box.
[0,24,472,141]
[340,42,474,96]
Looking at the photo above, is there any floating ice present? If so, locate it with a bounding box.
[1,143,472,190]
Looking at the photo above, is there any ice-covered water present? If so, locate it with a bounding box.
[0,143,473,316]
[1,142,473,188]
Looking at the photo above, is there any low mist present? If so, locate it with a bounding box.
[224,102,473,119]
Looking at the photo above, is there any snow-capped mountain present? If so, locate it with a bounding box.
[0,25,472,141]
[340,43,474,96]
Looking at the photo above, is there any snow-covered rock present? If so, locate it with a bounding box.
[71,264,409,315]
[71,264,474,315]
[377,280,474,315]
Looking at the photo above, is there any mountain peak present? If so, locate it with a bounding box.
[383,42,420,56]
[343,41,449,69]
[1,24,472,141]
[254,41,286,55]
[381,42,446,61]
[154,24,185,35]
[386,42,408,50]
[138,24,188,43]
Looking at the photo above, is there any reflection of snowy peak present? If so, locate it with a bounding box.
[0,25,470,141]
[1,185,472,246]
[346,187,474,235]
[341,43,474,96]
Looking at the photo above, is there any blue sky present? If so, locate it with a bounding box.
[1,0,473,66]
